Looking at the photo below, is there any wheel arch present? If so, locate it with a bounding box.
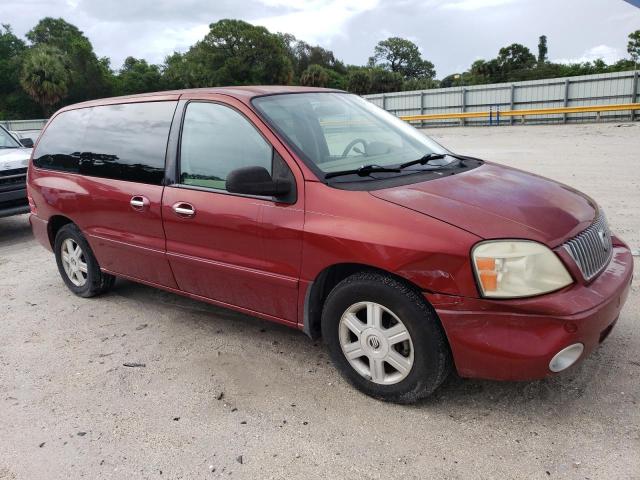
[47,215,74,248]
[302,262,430,340]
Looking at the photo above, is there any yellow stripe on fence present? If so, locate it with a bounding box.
[400,103,640,122]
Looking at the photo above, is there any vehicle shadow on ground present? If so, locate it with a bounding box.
[109,277,611,417]
[0,214,33,248]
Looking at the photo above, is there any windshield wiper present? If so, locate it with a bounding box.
[399,153,448,169]
[325,164,401,180]
[400,152,473,171]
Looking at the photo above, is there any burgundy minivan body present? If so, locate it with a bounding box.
[27,87,633,399]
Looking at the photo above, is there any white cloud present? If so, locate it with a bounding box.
[252,0,378,44]
[554,45,622,65]
[441,0,519,11]
[0,0,637,78]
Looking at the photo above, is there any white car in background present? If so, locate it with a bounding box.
[0,124,34,218]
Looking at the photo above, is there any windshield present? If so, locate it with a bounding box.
[252,93,451,178]
[0,127,21,149]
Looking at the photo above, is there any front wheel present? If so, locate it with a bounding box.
[54,223,115,298]
[322,271,451,403]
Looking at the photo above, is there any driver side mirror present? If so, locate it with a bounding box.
[19,137,34,148]
[226,166,291,198]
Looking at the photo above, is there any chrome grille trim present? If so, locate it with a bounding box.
[563,214,613,281]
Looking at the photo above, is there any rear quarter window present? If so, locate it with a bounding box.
[33,101,177,185]
[32,109,90,173]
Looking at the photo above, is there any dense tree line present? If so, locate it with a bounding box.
[1,17,638,119]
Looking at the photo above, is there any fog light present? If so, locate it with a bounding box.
[549,343,584,372]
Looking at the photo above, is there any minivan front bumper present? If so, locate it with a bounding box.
[427,241,633,381]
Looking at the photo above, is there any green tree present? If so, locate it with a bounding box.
[0,24,40,119]
[20,44,69,115]
[325,69,346,90]
[283,36,347,78]
[440,73,464,88]
[0,24,25,93]
[537,35,548,65]
[116,57,162,95]
[628,30,640,68]
[346,68,371,94]
[401,77,439,91]
[299,64,329,87]
[26,17,112,102]
[497,43,536,72]
[161,52,204,89]
[369,37,435,79]
[369,68,403,93]
[469,58,502,83]
[181,19,293,87]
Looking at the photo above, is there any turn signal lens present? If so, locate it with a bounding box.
[479,270,498,292]
[476,257,495,271]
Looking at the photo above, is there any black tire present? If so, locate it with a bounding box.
[54,223,115,298]
[321,271,451,403]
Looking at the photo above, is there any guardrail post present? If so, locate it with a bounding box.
[381,93,387,112]
[420,91,425,128]
[461,88,467,127]
[563,78,570,124]
[632,71,638,122]
[509,84,515,125]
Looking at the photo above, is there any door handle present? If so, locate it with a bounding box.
[130,195,149,211]
[172,202,196,218]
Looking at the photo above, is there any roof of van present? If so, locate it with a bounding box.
[61,86,343,110]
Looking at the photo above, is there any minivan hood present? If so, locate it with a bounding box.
[0,148,31,171]
[370,162,596,247]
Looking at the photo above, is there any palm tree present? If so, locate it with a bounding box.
[20,44,69,116]
[300,64,329,87]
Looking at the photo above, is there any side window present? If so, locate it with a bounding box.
[32,108,90,172]
[179,102,272,190]
[33,101,177,186]
[80,101,176,185]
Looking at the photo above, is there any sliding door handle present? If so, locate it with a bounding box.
[172,202,196,218]
[130,195,149,211]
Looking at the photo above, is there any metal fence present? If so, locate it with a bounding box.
[0,119,47,131]
[364,70,640,126]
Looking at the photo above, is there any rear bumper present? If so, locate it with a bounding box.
[428,243,634,381]
[29,213,52,251]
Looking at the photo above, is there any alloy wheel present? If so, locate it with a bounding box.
[338,301,414,385]
[60,238,88,287]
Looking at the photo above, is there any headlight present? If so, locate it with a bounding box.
[472,240,573,298]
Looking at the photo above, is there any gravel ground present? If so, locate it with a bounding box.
[1,123,639,480]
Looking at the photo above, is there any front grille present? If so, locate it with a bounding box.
[0,167,27,182]
[0,167,27,192]
[563,214,613,281]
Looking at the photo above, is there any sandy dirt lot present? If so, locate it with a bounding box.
[1,123,638,479]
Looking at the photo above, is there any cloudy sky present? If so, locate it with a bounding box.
[2,0,638,77]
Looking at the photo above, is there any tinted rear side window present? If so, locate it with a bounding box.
[32,108,90,173]
[33,101,177,185]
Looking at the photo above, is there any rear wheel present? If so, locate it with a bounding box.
[322,271,451,403]
[54,223,115,297]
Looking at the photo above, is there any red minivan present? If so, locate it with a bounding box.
[27,87,633,403]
